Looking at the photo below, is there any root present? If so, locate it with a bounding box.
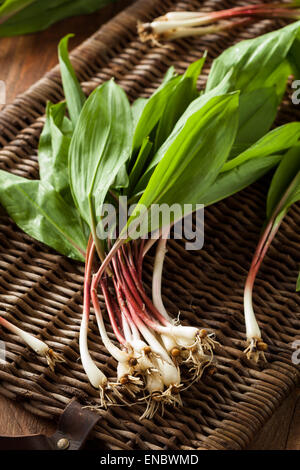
[45,349,65,372]
[183,351,213,381]
[140,396,160,420]
[137,22,165,47]
[180,330,219,380]
[139,384,183,420]
[197,330,219,356]
[172,311,181,327]
[83,385,116,411]
[111,374,144,401]
[99,384,117,409]
[244,337,268,362]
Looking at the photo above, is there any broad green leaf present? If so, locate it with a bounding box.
[183,54,206,90]
[0,171,86,261]
[58,34,86,128]
[69,79,133,226]
[205,22,300,144]
[153,77,196,153]
[148,54,206,156]
[206,21,300,94]
[153,56,206,153]
[38,101,90,240]
[230,87,278,157]
[131,98,148,131]
[267,144,300,218]
[38,101,72,202]
[128,137,152,195]
[221,123,300,173]
[288,35,300,77]
[201,155,282,207]
[126,92,239,237]
[132,75,182,151]
[133,70,235,194]
[0,0,115,36]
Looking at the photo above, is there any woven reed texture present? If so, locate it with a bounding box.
[0,0,299,450]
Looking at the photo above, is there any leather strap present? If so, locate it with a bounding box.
[0,398,101,450]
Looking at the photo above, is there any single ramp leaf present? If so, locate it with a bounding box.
[0,171,87,261]
[58,34,86,128]
[69,79,133,226]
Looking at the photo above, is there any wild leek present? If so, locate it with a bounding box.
[0,315,64,370]
[0,23,300,416]
[244,145,300,361]
[139,2,300,43]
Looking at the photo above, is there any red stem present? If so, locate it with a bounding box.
[125,246,170,326]
[99,279,126,345]
[245,171,300,293]
[83,235,95,319]
[245,217,283,294]
[113,277,133,326]
[137,240,145,282]
[115,262,163,333]
[210,5,297,22]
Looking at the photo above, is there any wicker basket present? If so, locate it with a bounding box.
[0,0,299,450]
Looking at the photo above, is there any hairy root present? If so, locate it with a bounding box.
[244,337,268,362]
[139,384,183,420]
[45,349,65,372]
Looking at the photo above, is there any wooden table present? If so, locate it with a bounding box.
[0,0,299,450]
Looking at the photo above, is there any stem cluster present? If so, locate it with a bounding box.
[80,235,217,418]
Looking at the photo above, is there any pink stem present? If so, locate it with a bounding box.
[83,236,95,319]
[99,279,126,345]
[124,246,170,326]
[116,264,163,333]
[245,216,283,294]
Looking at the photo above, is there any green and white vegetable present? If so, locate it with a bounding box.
[0,23,300,416]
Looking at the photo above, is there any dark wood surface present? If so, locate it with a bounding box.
[0,0,298,450]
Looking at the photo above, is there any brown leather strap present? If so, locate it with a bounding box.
[0,398,101,450]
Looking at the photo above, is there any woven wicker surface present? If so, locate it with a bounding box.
[0,0,299,450]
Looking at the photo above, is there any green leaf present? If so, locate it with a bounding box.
[0,0,35,19]
[129,64,197,165]
[131,97,148,131]
[267,144,300,218]
[112,164,129,190]
[0,0,115,36]
[126,92,239,237]
[296,271,300,292]
[58,34,86,128]
[221,123,300,173]
[183,54,206,90]
[133,70,235,194]
[128,137,153,195]
[69,79,133,227]
[153,78,195,153]
[201,154,282,207]
[161,65,176,84]
[153,57,206,153]
[38,101,73,201]
[206,22,300,145]
[132,75,181,152]
[0,171,86,261]
[206,21,300,94]
[230,87,278,157]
